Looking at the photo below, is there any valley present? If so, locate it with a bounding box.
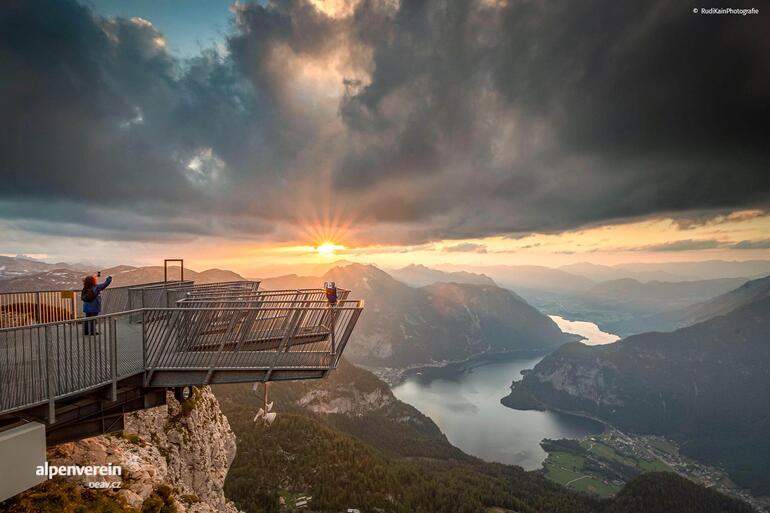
[214,358,756,513]
[1,256,767,512]
[540,431,766,510]
[502,293,770,503]
[392,355,603,470]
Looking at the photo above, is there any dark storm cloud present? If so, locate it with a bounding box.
[336,0,770,239]
[0,0,768,244]
[0,0,288,234]
[0,199,273,241]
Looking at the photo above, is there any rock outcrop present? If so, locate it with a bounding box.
[297,384,393,415]
[48,386,241,513]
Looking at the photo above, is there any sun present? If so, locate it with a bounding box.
[316,241,343,257]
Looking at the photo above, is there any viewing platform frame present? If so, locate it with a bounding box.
[0,279,363,444]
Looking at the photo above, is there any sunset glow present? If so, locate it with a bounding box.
[316,242,344,257]
[1,0,766,279]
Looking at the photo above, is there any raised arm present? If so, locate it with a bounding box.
[96,275,113,291]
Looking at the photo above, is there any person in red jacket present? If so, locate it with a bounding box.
[81,274,112,335]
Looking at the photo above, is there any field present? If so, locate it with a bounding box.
[540,435,672,498]
[647,438,679,456]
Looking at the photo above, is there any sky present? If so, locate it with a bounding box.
[1,0,769,275]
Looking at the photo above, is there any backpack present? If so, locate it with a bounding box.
[81,287,97,303]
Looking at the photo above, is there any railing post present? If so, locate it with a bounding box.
[44,326,56,423]
[330,306,336,356]
[142,310,147,370]
[110,318,118,401]
[35,291,42,324]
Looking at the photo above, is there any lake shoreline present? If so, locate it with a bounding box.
[399,348,554,384]
[391,352,604,470]
[365,346,566,387]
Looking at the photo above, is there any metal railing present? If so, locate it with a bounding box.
[175,288,349,308]
[0,290,79,329]
[142,300,362,384]
[163,281,260,307]
[0,280,257,327]
[0,285,363,420]
[0,311,142,420]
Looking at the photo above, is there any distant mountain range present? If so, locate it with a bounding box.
[655,275,770,330]
[434,260,770,294]
[560,260,770,282]
[503,292,770,496]
[387,264,496,287]
[0,255,88,280]
[100,265,244,286]
[558,262,685,283]
[436,263,596,293]
[0,257,245,292]
[248,259,358,279]
[604,275,770,334]
[262,263,571,368]
[375,263,764,338]
[516,277,752,337]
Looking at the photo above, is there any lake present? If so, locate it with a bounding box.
[548,315,620,345]
[391,316,615,470]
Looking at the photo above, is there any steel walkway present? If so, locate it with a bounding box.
[0,280,363,427]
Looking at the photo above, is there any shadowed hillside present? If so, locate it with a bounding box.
[261,263,570,368]
[504,296,770,495]
[214,360,753,513]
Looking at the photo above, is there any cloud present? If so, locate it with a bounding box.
[730,239,770,250]
[443,243,488,253]
[643,239,722,252]
[670,209,768,230]
[0,0,768,247]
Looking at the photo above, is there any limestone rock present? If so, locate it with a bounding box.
[48,386,241,513]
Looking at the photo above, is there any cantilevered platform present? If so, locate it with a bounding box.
[0,280,363,443]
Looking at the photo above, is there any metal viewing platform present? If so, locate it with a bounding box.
[0,277,363,444]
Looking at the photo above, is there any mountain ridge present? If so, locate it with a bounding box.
[503,295,770,496]
[262,263,571,368]
[387,264,497,287]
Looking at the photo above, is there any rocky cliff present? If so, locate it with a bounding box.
[44,387,241,513]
